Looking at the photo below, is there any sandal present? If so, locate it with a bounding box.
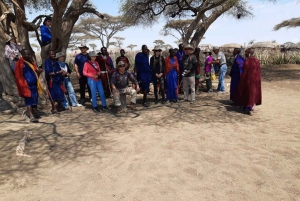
[30,117,39,123]
[51,110,60,114]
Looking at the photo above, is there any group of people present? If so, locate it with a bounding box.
[11,38,262,122]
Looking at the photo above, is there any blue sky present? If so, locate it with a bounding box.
[90,0,300,50]
[27,0,300,51]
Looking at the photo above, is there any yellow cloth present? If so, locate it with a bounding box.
[210,73,216,81]
[25,61,44,95]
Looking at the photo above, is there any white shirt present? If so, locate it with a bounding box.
[217,51,226,64]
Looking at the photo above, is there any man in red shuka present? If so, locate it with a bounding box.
[234,48,262,116]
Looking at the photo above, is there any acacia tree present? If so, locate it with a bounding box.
[113,36,125,48]
[127,44,137,51]
[89,43,97,50]
[75,14,132,48]
[0,0,105,105]
[153,39,165,46]
[121,0,255,46]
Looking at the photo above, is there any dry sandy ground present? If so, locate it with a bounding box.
[0,64,299,201]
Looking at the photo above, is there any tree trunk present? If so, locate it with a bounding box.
[0,25,18,96]
[0,2,18,97]
[14,0,34,55]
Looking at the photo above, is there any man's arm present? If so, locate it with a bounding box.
[40,26,52,43]
[110,72,117,91]
[237,56,245,74]
[211,53,221,64]
[128,73,140,92]
[126,57,131,69]
[161,56,165,74]
[149,56,154,72]
[109,57,115,69]
[74,57,81,78]
[186,55,197,73]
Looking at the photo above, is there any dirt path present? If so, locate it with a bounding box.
[0,64,299,201]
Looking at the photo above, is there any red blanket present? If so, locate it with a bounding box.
[235,56,262,106]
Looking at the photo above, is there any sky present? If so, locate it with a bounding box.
[27,0,300,51]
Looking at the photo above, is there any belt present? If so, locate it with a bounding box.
[220,63,226,66]
[101,71,108,73]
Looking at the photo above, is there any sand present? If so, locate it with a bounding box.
[0,64,299,201]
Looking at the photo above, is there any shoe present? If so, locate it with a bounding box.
[30,117,39,123]
[102,106,109,111]
[128,103,137,111]
[248,110,254,116]
[184,99,189,102]
[74,103,83,107]
[142,103,149,107]
[207,89,213,93]
[190,100,195,104]
[80,99,85,104]
[93,107,100,113]
[217,91,225,94]
[33,113,41,119]
[161,100,166,104]
[58,107,69,112]
[155,100,158,104]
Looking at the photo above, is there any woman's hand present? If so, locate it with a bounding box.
[76,72,81,79]
[93,75,98,79]
[136,85,140,92]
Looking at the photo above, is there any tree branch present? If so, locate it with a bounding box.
[68,7,104,19]
[273,17,300,31]
[32,14,52,25]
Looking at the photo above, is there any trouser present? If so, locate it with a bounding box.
[153,76,165,101]
[87,78,106,108]
[62,77,78,107]
[205,73,212,91]
[195,65,200,88]
[9,60,16,72]
[79,76,91,100]
[217,65,227,92]
[183,76,195,101]
[113,87,137,106]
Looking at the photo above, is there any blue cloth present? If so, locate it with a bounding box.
[40,25,52,45]
[229,54,245,100]
[87,78,106,108]
[217,65,227,92]
[45,59,65,101]
[62,77,78,107]
[176,51,184,72]
[166,68,178,101]
[135,52,152,90]
[109,57,115,69]
[74,53,88,76]
[23,62,38,106]
[139,82,150,92]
